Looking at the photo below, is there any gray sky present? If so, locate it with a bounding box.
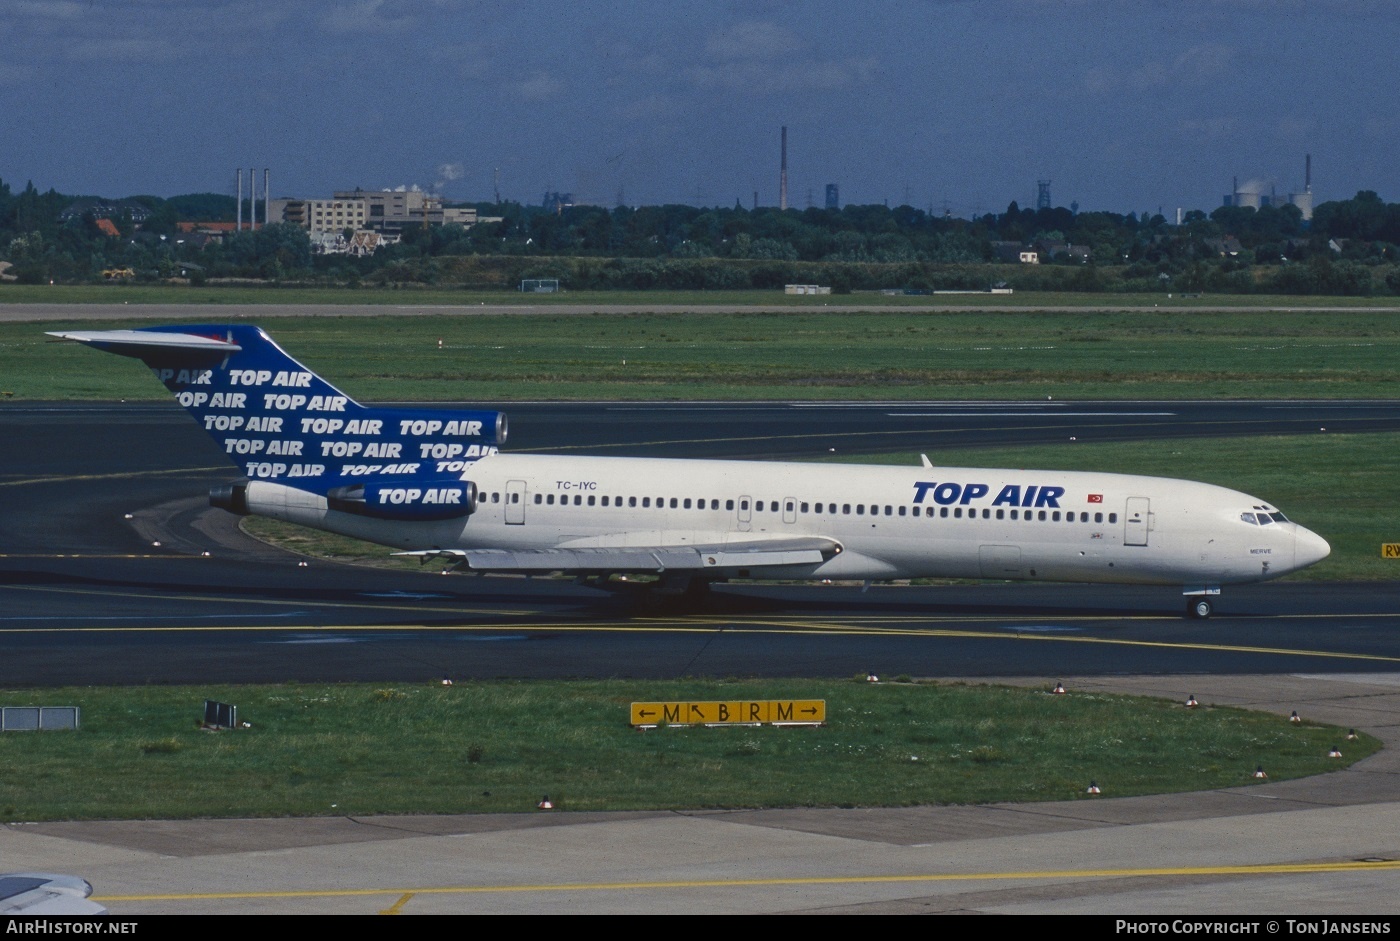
[3,0,1395,216]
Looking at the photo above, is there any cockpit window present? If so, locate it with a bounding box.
[1240,512,1257,525]
[1257,514,1273,525]
[1269,512,1289,523]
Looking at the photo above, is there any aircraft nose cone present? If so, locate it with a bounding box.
[1294,525,1331,570]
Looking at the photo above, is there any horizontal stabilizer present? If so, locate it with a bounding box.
[47,329,241,354]
[396,536,840,575]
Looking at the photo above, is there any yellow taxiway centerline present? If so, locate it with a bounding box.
[95,858,1400,903]
[3,584,1399,663]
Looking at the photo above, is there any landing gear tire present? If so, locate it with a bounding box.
[1188,598,1213,620]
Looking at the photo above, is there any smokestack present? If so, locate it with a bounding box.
[1306,153,1312,193]
[236,169,243,231]
[264,168,270,226]
[779,126,788,211]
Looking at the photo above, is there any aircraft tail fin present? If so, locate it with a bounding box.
[49,325,507,498]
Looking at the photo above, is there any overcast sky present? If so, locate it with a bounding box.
[3,0,1395,216]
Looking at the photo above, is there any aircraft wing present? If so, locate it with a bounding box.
[0,873,107,915]
[396,536,841,574]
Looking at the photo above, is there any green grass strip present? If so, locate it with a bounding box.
[6,306,1400,400]
[0,679,1372,821]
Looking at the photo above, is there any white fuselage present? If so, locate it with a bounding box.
[247,453,1331,588]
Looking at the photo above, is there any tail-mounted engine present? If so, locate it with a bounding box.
[326,480,477,521]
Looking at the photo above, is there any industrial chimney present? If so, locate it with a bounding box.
[779,126,788,211]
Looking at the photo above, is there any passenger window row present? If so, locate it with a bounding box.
[522,492,1118,524]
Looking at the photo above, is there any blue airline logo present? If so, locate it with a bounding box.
[115,325,507,492]
[913,482,1066,508]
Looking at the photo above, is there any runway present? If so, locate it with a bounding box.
[4,300,1399,323]
[6,396,1400,915]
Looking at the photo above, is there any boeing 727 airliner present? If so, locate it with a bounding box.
[51,324,1330,618]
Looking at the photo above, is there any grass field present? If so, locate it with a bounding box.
[7,306,1400,400]
[0,679,1372,822]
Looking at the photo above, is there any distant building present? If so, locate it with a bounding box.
[1035,240,1091,263]
[542,191,574,214]
[266,186,486,254]
[1222,180,1313,221]
[309,197,369,234]
[1204,236,1244,257]
[825,184,839,210]
[59,198,152,225]
[991,241,1038,264]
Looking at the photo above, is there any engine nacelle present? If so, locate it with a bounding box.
[210,481,250,515]
[327,480,477,521]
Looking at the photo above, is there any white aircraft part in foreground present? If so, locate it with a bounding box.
[0,873,106,915]
[52,325,1330,618]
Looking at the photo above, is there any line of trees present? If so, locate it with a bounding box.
[2,176,1398,295]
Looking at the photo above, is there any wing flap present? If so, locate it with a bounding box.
[395,536,839,574]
